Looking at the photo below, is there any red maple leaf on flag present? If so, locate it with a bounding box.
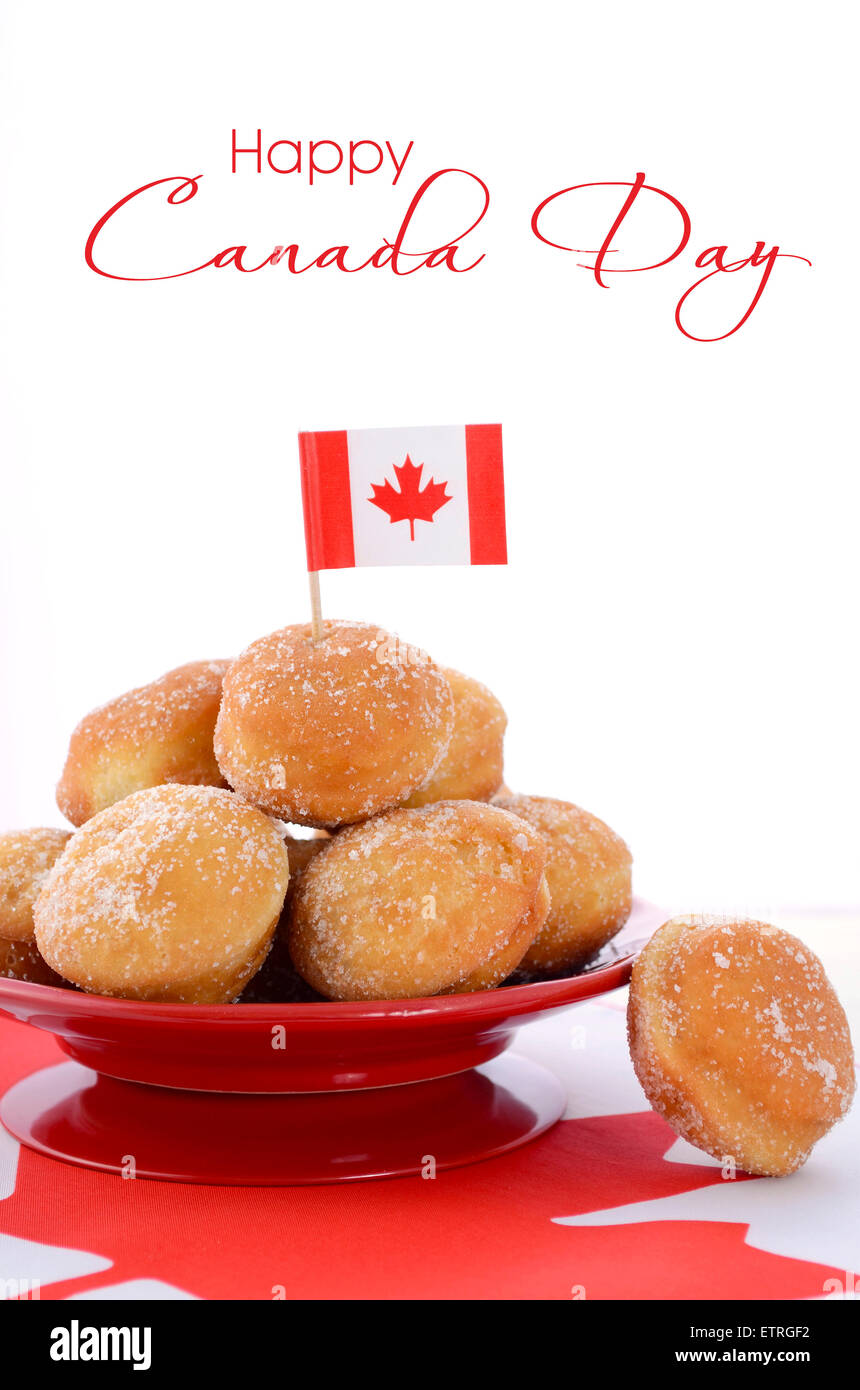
[368,455,452,541]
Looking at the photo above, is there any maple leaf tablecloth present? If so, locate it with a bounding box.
[1,911,857,1301]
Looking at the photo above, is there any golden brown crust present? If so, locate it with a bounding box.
[628,915,856,1176]
[0,828,72,942]
[405,667,506,807]
[493,795,632,972]
[57,660,231,826]
[289,799,549,1000]
[214,621,454,828]
[35,785,289,1003]
[448,876,552,992]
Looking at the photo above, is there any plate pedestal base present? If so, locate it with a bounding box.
[0,1053,565,1185]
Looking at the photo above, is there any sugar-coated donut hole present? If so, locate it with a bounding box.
[288,799,550,1001]
[628,915,856,1176]
[35,785,289,1003]
[214,620,455,828]
[0,828,72,943]
[404,667,507,808]
[56,660,231,827]
[493,795,632,975]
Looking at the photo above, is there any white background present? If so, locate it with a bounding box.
[0,0,857,916]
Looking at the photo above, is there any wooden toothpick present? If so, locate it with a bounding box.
[309,570,323,643]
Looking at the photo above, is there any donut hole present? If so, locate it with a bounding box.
[289,802,550,1001]
[629,917,856,1176]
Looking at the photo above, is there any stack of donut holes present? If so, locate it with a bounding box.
[1,618,853,1173]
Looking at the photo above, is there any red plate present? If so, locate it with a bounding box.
[0,898,664,1184]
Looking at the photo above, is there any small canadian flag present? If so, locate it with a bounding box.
[299,424,506,570]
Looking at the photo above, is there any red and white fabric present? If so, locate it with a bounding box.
[0,911,857,1301]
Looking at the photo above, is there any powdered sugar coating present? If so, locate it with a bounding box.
[0,827,72,942]
[628,915,856,1176]
[57,660,232,826]
[35,785,289,1003]
[288,799,550,1001]
[214,621,455,828]
[405,667,506,807]
[494,795,632,973]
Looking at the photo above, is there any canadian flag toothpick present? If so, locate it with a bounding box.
[298,423,506,639]
[299,424,506,571]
